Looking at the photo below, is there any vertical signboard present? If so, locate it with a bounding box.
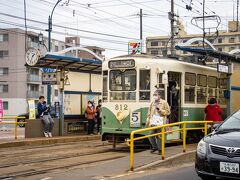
[28,100,36,120]
[0,99,3,122]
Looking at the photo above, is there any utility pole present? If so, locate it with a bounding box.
[237,0,239,31]
[140,9,143,40]
[170,0,175,56]
[203,0,205,49]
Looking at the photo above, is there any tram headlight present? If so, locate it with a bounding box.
[116,111,125,122]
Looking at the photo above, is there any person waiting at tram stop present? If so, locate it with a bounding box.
[96,99,102,135]
[205,97,223,122]
[86,101,97,135]
[146,89,171,155]
[37,96,54,138]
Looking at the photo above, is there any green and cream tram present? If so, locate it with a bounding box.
[101,54,227,144]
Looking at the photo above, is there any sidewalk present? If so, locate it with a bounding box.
[0,135,101,148]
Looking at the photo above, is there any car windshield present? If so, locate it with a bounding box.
[218,110,240,131]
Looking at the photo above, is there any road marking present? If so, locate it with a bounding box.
[40,177,52,180]
[109,171,145,179]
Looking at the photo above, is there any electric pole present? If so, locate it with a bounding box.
[170,0,175,56]
[237,0,239,31]
[140,9,143,40]
[203,0,205,49]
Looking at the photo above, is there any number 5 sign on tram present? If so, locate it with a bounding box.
[130,112,141,128]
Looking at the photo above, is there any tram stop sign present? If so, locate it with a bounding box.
[217,64,232,74]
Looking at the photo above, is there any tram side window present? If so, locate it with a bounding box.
[157,73,165,100]
[197,74,207,104]
[208,76,218,100]
[139,70,150,101]
[185,72,196,103]
[219,78,227,105]
[103,71,108,102]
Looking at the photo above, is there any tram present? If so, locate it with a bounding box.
[101,54,228,144]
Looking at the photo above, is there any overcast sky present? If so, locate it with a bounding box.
[0,0,236,57]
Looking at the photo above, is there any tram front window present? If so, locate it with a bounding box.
[109,69,136,101]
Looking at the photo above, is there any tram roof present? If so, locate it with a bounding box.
[32,54,102,74]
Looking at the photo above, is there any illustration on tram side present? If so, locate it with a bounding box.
[101,54,229,145]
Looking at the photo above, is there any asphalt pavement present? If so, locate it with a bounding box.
[128,165,201,180]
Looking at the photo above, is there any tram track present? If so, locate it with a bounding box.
[0,142,131,180]
[0,151,127,180]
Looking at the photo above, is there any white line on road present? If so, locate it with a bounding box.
[40,177,53,180]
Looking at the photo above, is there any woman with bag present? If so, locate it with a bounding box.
[146,89,171,155]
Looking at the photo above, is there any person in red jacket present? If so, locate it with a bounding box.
[205,98,222,122]
[86,101,97,135]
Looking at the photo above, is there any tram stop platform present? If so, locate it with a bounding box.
[0,135,101,149]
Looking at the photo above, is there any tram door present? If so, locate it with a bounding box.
[167,72,181,123]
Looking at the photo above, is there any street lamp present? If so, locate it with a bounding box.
[38,32,43,44]
[46,0,63,105]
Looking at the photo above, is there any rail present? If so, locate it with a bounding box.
[0,116,27,139]
[127,121,213,171]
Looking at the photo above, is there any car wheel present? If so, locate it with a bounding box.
[199,174,216,180]
[18,119,25,128]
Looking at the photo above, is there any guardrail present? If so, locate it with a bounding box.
[127,121,213,171]
[0,116,27,139]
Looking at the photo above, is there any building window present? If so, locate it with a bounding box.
[208,39,214,43]
[161,41,166,46]
[3,101,8,110]
[55,45,59,52]
[151,41,158,46]
[54,89,58,97]
[218,38,223,43]
[0,50,8,58]
[218,47,223,52]
[0,84,8,93]
[0,68,8,75]
[150,50,158,55]
[229,37,235,43]
[0,34,8,42]
[41,86,44,94]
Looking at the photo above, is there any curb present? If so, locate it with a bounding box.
[134,150,196,171]
[0,135,101,149]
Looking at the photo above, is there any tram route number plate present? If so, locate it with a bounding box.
[130,112,141,128]
[220,162,239,174]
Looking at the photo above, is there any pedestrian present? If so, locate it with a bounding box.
[146,89,171,155]
[86,101,97,135]
[96,99,102,134]
[37,96,54,138]
[205,97,222,122]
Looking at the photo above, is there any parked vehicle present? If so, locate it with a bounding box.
[195,109,240,180]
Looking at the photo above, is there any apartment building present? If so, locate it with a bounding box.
[0,28,105,116]
[0,28,65,116]
[146,21,240,56]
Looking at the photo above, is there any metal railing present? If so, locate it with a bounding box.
[127,121,213,171]
[0,116,27,139]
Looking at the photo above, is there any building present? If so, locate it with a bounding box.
[0,28,66,115]
[146,21,240,57]
[0,28,105,116]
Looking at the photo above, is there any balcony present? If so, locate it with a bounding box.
[27,74,41,83]
[27,91,39,98]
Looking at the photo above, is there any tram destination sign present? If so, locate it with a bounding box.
[217,64,232,74]
[109,59,135,69]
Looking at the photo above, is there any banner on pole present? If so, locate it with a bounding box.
[28,100,36,120]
